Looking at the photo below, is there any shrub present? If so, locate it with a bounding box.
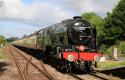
[117,41,125,54]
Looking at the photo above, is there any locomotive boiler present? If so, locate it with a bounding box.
[37,16,101,72]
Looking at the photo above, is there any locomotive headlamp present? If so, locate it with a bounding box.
[94,55,101,62]
[79,45,85,51]
[68,55,75,62]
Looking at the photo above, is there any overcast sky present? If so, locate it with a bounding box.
[0,0,120,38]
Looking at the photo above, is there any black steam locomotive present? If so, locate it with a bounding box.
[37,16,101,72]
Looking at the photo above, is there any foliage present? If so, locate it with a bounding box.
[99,44,112,54]
[81,12,105,36]
[6,37,19,42]
[0,35,6,46]
[116,41,125,54]
[104,0,125,46]
[81,12,105,46]
[81,0,125,54]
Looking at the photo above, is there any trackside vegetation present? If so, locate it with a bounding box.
[81,0,125,55]
[98,61,125,69]
[0,35,6,47]
[0,48,8,60]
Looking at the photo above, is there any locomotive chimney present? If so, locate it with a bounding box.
[73,16,81,20]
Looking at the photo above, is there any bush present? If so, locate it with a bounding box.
[0,36,6,47]
[99,44,112,54]
[117,41,125,54]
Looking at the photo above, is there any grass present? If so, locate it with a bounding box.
[0,48,8,60]
[120,53,125,57]
[98,61,125,69]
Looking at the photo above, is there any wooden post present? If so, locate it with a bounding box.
[112,48,118,60]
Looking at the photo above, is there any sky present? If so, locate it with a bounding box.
[0,0,120,38]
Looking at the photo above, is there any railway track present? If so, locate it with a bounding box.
[9,45,56,80]
[8,45,123,80]
[69,71,121,80]
[88,71,121,80]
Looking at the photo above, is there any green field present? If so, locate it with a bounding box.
[98,61,125,69]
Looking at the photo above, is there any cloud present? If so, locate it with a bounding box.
[30,2,73,26]
[0,0,120,26]
[0,0,120,38]
[0,0,73,26]
[0,0,37,20]
[47,0,120,17]
[0,20,41,38]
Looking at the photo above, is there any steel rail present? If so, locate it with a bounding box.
[12,46,55,80]
[9,46,28,80]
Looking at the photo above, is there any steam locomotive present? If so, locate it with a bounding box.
[37,16,101,72]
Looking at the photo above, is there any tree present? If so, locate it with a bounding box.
[81,12,105,46]
[104,0,125,45]
[0,35,6,46]
[6,37,19,42]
